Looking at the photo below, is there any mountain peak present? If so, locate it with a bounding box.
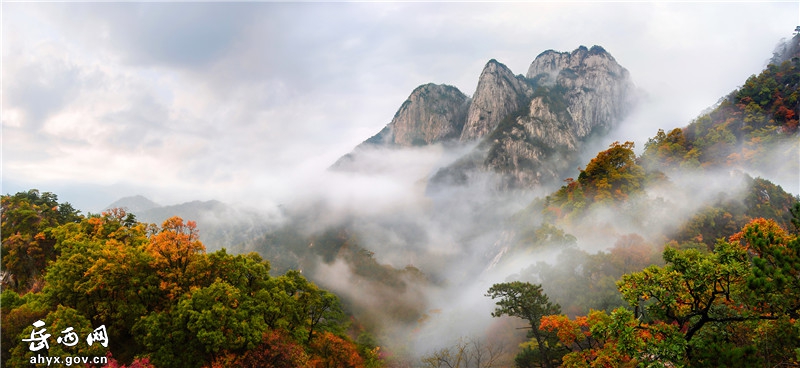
[459,58,532,141]
[486,58,503,66]
[528,45,620,81]
[335,45,634,189]
[458,45,634,188]
[105,195,160,214]
[588,45,608,55]
[373,83,468,147]
[331,82,469,170]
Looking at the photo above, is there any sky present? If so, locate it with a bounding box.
[3,2,799,212]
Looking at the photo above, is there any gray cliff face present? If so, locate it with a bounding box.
[331,83,468,171]
[484,96,579,188]
[526,46,633,139]
[335,46,634,190]
[460,60,532,142]
[364,83,469,147]
[478,45,634,188]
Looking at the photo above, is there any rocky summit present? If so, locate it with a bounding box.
[475,45,635,189]
[331,83,469,170]
[526,46,632,139]
[335,45,635,189]
[364,83,469,147]
[460,59,533,142]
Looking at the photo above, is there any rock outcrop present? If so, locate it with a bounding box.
[460,60,532,141]
[526,46,632,139]
[335,45,635,189]
[361,83,469,147]
[475,45,634,188]
[331,83,468,170]
[483,94,579,188]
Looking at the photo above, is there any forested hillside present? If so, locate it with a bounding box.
[479,34,800,368]
[642,56,798,172]
[500,217,800,368]
[1,191,381,368]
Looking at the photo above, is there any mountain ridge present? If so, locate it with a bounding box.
[334,45,635,189]
[104,196,272,251]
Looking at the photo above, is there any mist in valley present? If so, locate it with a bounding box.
[242,134,764,365]
[236,50,798,366]
[72,39,798,365]
[5,3,799,367]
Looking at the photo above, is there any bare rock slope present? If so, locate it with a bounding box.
[336,45,635,189]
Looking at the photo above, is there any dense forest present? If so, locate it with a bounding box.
[489,215,800,368]
[1,191,381,368]
[3,191,798,367]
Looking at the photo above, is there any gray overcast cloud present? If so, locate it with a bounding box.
[3,2,798,211]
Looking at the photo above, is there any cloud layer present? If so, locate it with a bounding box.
[4,2,798,210]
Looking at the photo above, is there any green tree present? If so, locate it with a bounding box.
[6,305,108,368]
[547,142,646,220]
[642,128,689,169]
[616,218,800,366]
[272,270,346,344]
[1,190,81,291]
[733,219,800,320]
[486,282,562,368]
[42,210,157,361]
[789,201,800,234]
[0,292,49,367]
[619,242,749,345]
[134,279,271,367]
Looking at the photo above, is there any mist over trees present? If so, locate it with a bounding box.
[540,218,800,367]
[2,32,799,368]
[1,204,380,368]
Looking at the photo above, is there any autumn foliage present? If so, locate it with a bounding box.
[0,192,381,368]
[1,190,81,291]
[547,141,647,220]
[642,58,799,171]
[537,218,800,367]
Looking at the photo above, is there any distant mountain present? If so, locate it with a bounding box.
[334,46,635,189]
[770,31,800,65]
[106,195,160,214]
[105,197,272,251]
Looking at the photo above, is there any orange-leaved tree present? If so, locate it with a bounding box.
[539,218,800,367]
[308,331,365,368]
[145,216,205,300]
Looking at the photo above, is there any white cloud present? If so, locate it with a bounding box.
[3,2,798,211]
